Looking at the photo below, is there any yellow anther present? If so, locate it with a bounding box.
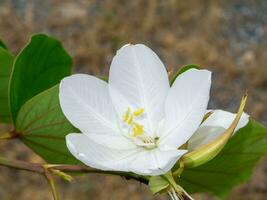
[123,107,131,122]
[133,108,144,117]
[127,115,134,125]
[132,122,144,136]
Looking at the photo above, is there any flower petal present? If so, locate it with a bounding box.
[66,133,186,175]
[59,74,119,134]
[159,69,211,149]
[84,132,136,150]
[129,149,187,176]
[109,44,170,134]
[202,109,249,130]
[66,133,140,171]
[188,110,249,150]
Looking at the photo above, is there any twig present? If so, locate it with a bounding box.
[46,178,60,200]
[0,156,149,184]
[0,156,44,173]
[0,131,18,139]
[43,165,60,200]
[0,156,149,200]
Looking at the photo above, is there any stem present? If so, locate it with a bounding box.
[0,132,14,139]
[0,156,148,184]
[0,157,44,173]
[173,160,184,178]
[44,167,60,200]
[47,178,60,200]
[50,164,149,184]
[163,172,193,200]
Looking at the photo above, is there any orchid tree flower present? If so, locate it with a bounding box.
[59,43,249,178]
[60,44,206,176]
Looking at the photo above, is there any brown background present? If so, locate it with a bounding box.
[0,0,267,199]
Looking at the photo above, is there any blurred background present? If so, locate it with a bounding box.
[0,0,267,199]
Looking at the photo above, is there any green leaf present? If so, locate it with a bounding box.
[0,40,7,49]
[9,34,72,123]
[149,175,169,194]
[178,120,267,198]
[16,85,80,164]
[170,64,199,86]
[0,47,14,123]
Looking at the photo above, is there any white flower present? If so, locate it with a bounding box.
[59,44,248,176]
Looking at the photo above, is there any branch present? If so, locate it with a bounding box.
[51,164,149,184]
[0,157,149,184]
[0,157,44,173]
[0,131,18,139]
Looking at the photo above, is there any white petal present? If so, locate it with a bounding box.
[84,132,136,150]
[188,110,249,150]
[59,74,119,134]
[202,109,249,130]
[187,126,226,151]
[129,149,187,176]
[66,133,140,171]
[159,69,211,149]
[109,44,170,134]
[66,133,186,175]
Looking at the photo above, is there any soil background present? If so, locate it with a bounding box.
[0,0,267,200]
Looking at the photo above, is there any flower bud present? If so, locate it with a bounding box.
[181,94,248,168]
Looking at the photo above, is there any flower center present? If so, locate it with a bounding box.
[122,107,158,150]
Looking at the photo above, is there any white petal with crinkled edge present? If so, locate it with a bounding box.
[159,69,211,149]
[109,44,170,134]
[66,133,141,171]
[188,110,249,150]
[202,109,249,130]
[59,74,119,134]
[66,133,187,175]
[129,148,187,176]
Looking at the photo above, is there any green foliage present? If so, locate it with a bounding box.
[16,85,80,164]
[0,40,7,49]
[9,34,72,122]
[149,175,169,194]
[170,64,199,86]
[178,120,267,198]
[0,47,14,123]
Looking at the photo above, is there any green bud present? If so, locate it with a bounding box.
[180,94,248,168]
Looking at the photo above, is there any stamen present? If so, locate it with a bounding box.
[121,107,157,150]
[133,122,144,136]
[122,107,144,125]
[127,115,134,125]
[123,107,131,122]
[133,108,144,117]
